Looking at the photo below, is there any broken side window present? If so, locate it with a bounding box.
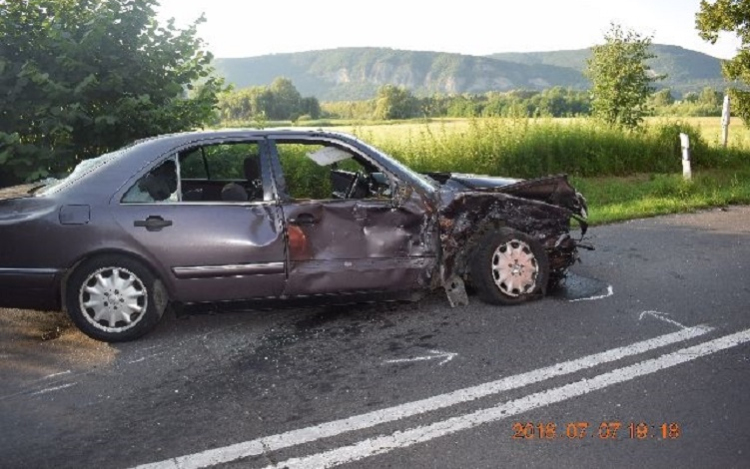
[274,141,391,201]
[122,142,264,204]
[122,159,179,203]
[179,142,263,202]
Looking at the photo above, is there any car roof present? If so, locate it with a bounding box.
[150,128,355,140]
[45,129,366,199]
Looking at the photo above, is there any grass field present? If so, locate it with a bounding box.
[572,169,750,224]
[655,116,750,148]
[328,116,750,151]
[266,116,750,149]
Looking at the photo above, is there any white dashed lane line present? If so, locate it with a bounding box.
[30,383,78,396]
[268,327,750,469]
[134,325,712,469]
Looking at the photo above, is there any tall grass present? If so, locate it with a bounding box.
[573,169,750,224]
[349,118,746,179]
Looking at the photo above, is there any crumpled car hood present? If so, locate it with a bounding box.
[431,172,522,190]
[429,172,587,220]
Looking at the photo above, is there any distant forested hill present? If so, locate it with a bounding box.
[213,45,728,101]
[488,44,727,96]
[214,48,585,101]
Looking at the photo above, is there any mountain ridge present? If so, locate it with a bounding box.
[213,44,729,101]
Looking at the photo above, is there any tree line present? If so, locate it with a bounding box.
[319,86,591,120]
[216,81,726,122]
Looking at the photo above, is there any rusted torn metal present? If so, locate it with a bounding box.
[432,174,588,306]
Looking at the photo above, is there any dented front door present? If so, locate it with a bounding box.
[266,136,437,296]
[280,198,435,296]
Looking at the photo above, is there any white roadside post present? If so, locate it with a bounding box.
[680,133,691,181]
[722,94,731,148]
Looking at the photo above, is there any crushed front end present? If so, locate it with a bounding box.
[433,174,589,306]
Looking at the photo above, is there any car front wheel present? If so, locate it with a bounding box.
[470,228,549,305]
[65,255,167,342]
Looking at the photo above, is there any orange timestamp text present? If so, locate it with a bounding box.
[512,421,682,440]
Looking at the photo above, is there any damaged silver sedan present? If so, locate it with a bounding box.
[0,129,589,342]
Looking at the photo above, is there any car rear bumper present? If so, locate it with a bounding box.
[0,268,62,311]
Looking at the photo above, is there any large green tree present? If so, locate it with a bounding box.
[585,23,663,129]
[268,77,302,120]
[0,0,224,186]
[216,78,320,123]
[697,0,750,123]
[374,85,420,120]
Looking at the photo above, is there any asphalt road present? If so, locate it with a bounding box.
[1,207,750,469]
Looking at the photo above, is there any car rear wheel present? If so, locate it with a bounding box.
[470,228,549,305]
[65,255,166,342]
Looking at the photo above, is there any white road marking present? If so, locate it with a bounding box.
[639,310,687,330]
[127,352,166,364]
[43,370,72,380]
[384,350,457,366]
[568,285,614,302]
[266,327,750,469]
[132,325,710,469]
[137,345,164,352]
[30,383,77,396]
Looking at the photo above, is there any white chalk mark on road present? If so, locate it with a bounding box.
[132,325,711,469]
[639,310,688,330]
[31,383,77,396]
[137,345,164,352]
[264,327,750,469]
[42,370,72,380]
[568,285,614,302]
[384,350,457,366]
[127,352,166,364]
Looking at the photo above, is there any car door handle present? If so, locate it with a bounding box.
[134,216,173,232]
[289,213,318,226]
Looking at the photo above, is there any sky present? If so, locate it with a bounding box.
[156,0,742,59]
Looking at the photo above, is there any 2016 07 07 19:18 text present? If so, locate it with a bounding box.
[512,422,682,440]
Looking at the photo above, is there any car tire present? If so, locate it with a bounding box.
[65,255,167,342]
[470,228,549,306]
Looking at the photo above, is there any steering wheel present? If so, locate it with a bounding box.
[346,171,371,199]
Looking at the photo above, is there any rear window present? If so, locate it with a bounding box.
[37,150,125,196]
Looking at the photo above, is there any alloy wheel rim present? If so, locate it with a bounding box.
[78,267,148,332]
[491,239,539,297]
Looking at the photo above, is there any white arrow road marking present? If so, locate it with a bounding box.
[639,310,688,330]
[266,327,750,469]
[568,285,614,302]
[384,350,457,366]
[132,325,711,469]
